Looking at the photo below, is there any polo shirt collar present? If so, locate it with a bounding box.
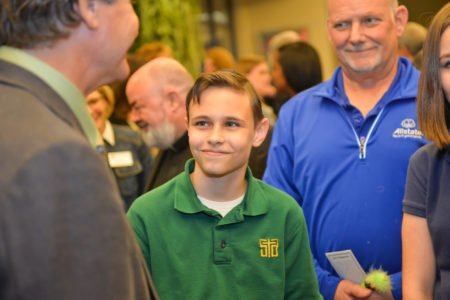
[314,57,419,108]
[0,46,100,149]
[174,159,269,217]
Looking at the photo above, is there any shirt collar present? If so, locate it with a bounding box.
[0,46,100,149]
[103,120,116,146]
[174,159,269,220]
[314,57,420,107]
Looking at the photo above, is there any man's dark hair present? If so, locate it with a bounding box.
[0,0,111,48]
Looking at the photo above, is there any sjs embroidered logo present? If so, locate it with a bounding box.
[392,118,423,139]
[260,239,279,257]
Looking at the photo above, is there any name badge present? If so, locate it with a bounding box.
[108,151,134,168]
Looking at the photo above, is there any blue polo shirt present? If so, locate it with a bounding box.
[263,57,428,300]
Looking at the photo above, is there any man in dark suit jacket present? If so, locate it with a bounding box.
[0,1,158,299]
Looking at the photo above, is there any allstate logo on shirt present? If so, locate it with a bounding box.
[392,118,424,139]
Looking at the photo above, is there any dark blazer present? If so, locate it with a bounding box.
[0,60,158,300]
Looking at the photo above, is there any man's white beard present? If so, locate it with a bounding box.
[142,118,177,149]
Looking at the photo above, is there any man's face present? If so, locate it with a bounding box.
[326,0,402,76]
[127,80,176,148]
[96,0,139,82]
[188,87,267,179]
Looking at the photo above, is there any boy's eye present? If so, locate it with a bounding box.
[225,121,240,127]
[195,120,209,127]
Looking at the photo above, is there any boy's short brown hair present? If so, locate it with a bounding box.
[186,70,264,127]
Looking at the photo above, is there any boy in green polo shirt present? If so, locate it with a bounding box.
[127,70,322,299]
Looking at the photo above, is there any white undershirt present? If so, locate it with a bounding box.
[197,194,245,217]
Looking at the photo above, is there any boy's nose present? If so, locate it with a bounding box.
[208,126,225,144]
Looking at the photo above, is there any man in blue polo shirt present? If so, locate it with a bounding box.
[263,0,427,299]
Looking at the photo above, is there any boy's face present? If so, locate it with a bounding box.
[187,86,268,179]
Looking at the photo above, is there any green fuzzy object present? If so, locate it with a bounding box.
[361,268,392,293]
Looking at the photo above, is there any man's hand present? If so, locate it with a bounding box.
[334,280,372,300]
[334,280,394,300]
[366,290,394,300]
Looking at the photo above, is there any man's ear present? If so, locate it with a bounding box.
[394,5,408,38]
[165,90,182,113]
[252,118,270,147]
[326,18,334,44]
[78,0,100,30]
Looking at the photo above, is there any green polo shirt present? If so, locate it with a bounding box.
[127,159,322,300]
[0,46,99,149]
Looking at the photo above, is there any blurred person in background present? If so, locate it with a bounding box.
[126,58,194,191]
[236,55,277,178]
[271,41,323,114]
[267,30,301,67]
[87,86,153,210]
[236,54,277,125]
[398,21,427,68]
[136,41,173,62]
[203,46,236,73]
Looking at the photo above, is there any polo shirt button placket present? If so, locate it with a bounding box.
[221,240,226,248]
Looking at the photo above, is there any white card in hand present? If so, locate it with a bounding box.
[325,250,366,284]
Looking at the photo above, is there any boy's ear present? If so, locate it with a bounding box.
[184,116,189,131]
[78,0,100,30]
[252,118,270,147]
